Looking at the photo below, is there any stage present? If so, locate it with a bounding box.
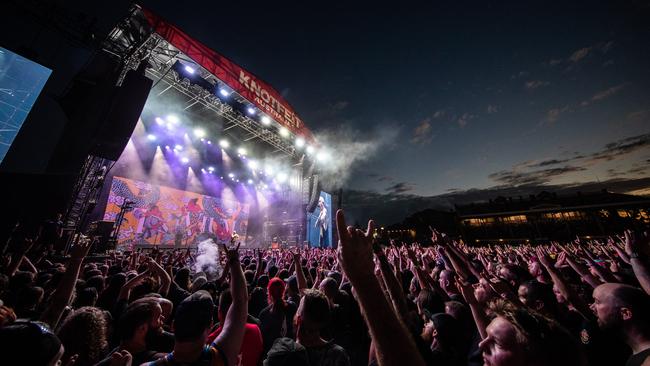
[74,5,332,252]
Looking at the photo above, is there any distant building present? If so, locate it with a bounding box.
[455,190,650,244]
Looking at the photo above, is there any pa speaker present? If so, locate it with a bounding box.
[91,69,153,160]
[306,174,320,213]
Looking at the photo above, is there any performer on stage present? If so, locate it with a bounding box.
[315,196,328,248]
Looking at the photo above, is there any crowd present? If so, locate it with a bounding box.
[0,209,649,366]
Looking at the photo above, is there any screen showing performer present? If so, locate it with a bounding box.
[306,191,332,248]
[104,176,249,250]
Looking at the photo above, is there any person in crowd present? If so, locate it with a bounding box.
[592,283,650,366]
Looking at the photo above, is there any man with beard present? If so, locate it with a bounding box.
[96,300,167,365]
[591,283,650,366]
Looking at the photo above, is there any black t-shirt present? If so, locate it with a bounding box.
[627,348,650,366]
[259,301,297,352]
[304,341,351,366]
[147,330,175,353]
[572,317,631,366]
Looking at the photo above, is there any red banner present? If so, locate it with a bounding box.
[142,7,314,142]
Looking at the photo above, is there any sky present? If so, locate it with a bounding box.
[141,1,650,205]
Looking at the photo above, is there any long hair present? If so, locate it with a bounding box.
[57,306,109,366]
[267,277,287,312]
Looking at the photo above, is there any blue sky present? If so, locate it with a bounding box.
[144,1,650,199]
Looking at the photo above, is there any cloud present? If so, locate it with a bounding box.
[525,80,550,90]
[386,182,416,195]
[457,113,476,128]
[591,83,626,101]
[411,118,433,145]
[547,41,614,67]
[433,110,446,119]
[511,71,529,79]
[525,158,575,168]
[488,165,587,186]
[331,100,349,111]
[589,133,650,162]
[545,105,569,124]
[569,46,593,63]
[487,105,499,114]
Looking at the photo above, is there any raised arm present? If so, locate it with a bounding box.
[293,249,308,292]
[625,230,650,295]
[336,210,425,366]
[148,258,171,297]
[40,237,92,328]
[214,243,248,366]
[376,248,410,317]
[537,248,593,320]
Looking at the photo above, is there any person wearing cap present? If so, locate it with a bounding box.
[144,244,248,366]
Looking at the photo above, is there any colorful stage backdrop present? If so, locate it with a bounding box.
[104,177,249,250]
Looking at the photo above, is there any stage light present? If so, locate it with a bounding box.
[264,165,274,176]
[193,128,206,138]
[277,172,288,183]
[155,117,164,125]
[306,145,315,154]
[208,166,215,172]
[219,89,230,97]
[219,139,230,148]
[181,157,190,164]
[248,160,258,170]
[200,138,205,142]
[200,168,206,173]
[247,179,253,184]
[279,127,289,137]
[165,145,170,149]
[295,137,305,148]
[317,151,330,163]
[247,107,256,115]
[261,116,271,125]
[207,140,212,145]
[167,115,180,124]
[174,144,183,151]
[228,173,235,178]
[237,147,247,156]
[147,134,156,141]
[184,65,195,74]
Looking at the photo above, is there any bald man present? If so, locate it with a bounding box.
[591,283,650,366]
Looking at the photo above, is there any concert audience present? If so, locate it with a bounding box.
[0,212,649,366]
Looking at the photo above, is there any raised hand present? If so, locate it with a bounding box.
[70,237,93,260]
[625,230,649,256]
[336,209,376,283]
[220,242,241,265]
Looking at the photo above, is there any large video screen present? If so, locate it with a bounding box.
[104,177,249,250]
[306,191,332,248]
[0,47,52,163]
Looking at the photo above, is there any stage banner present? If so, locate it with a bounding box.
[104,176,249,250]
[306,191,332,248]
[141,7,314,142]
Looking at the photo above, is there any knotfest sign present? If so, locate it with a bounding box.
[142,7,314,142]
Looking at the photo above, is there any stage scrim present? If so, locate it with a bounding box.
[104,177,249,250]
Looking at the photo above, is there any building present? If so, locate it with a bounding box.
[455,190,650,244]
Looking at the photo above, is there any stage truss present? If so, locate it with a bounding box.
[102,11,300,160]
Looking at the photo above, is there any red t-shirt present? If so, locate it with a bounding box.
[208,323,263,366]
